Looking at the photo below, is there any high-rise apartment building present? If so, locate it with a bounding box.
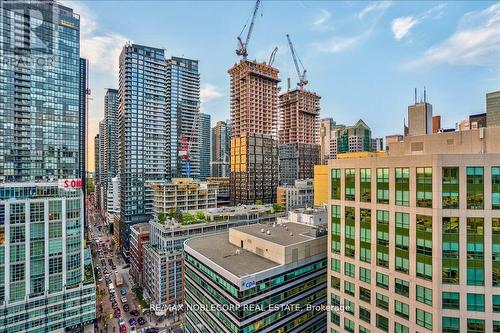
[330,120,372,159]
[371,137,384,152]
[0,2,95,332]
[487,90,500,127]
[118,44,169,258]
[198,113,211,180]
[166,57,200,179]
[327,126,500,333]
[184,222,328,332]
[211,121,230,177]
[104,89,119,214]
[228,61,280,204]
[319,118,335,164]
[278,89,321,185]
[97,120,107,213]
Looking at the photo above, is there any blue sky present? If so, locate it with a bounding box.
[70,1,500,168]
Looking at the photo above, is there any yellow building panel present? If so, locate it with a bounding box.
[313,165,329,207]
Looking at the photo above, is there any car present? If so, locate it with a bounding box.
[123,304,130,312]
[120,325,127,333]
[120,288,127,296]
[145,329,159,333]
[118,318,125,327]
[114,310,121,318]
[137,317,146,325]
[111,301,118,308]
[123,264,130,269]
[129,318,137,326]
[121,296,127,303]
[130,326,137,333]
[129,310,139,316]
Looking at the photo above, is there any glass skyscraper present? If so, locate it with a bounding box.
[0,1,95,332]
[198,113,211,180]
[118,44,168,258]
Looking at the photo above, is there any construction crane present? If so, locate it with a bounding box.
[178,109,200,178]
[268,47,278,66]
[286,34,308,89]
[236,0,261,59]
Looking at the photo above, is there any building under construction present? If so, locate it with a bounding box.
[229,60,280,205]
[278,89,321,185]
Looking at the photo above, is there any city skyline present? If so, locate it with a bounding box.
[71,0,500,171]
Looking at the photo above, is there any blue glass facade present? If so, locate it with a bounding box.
[199,113,211,180]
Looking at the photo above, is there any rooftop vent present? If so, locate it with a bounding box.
[260,228,265,233]
[290,232,293,236]
[266,230,271,235]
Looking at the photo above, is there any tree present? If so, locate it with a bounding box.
[255,199,264,205]
[272,203,284,212]
[195,211,205,220]
[158,212,167,224]
[86,178,95,193]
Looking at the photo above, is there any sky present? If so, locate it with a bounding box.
[68,0,500,171]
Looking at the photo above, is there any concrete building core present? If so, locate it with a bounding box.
[408,101,432,136]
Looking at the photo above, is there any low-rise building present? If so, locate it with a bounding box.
[277,207,327,227]
[129,223,150,285]
[205,177,230,206]
[150,178,217,214]
[313,165,329,207]
[184,222,328,332]
[276,179,314,210]
[142,205,286,311]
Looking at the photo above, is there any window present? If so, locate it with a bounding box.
[377,168,389,204]
[359,287,371,303]
[493,167,500,209]
[345,207,355,258]
[442,317,460,333]
[467,167,484,209]
[396,212,409,251]
[345,168,355,201]
[467,319,485,333]
[376,272,389,290]
[359,307,371,323]
[331,259,340,273]
[360,267,371,283]
[416,285,432,305]
[377,210,389,269]
[494,321,500,333]
[376,293,389,310]
[442,167,459,209]
[331,294,340,307]
[416,167,432,207]
[395,278,409,297]
[467,217,484,286]
[416,215,433,281]
[395,300,409,319]
[331,169,341,200]
[442,292,460,309]
[331,205,341,254]
[395,167,409,206]
[344,281,355,296]
[376,314,389,332]
[360,168,371,202]
[344,318,354,333]
[359,325,370,333]
[493,295,500,312]
[395,323,409,333]
[443,217,460,285]
[466,293,484,312]
[345,300,355,315]
[416,308,433,330]
[345,262,355,278]
[360,209,371,263]
[331,276,340,290]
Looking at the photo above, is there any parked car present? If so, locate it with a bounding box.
[137,317,146,325]
[145,329,159,333]
[114,309,121,318]
[129,318,137,326]
[123,304,130,312]
[121,296,127,303]
[129,310,139,316]
[120,288,127,296]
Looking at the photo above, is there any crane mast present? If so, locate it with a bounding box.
[236,0,261,59]
[286,34,308,89]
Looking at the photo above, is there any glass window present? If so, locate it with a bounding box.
[395,300,409,319]
[416,285,432,305]
[395,323,409,333]
[331,205,341,254]
[376,314,389,332]
[359,306,371,324]
[442,317,460,333]
[442,292,460,309]
[376,272,389,290]
[395,167,409,206]
[416,167,432,208]
[345,207,355,258]
[331,169,341,200]
[442,167,459,209]
[360,168,371,202]
[345,262,355,278]
[360,267,371,283]
[395,278,409,297]
[467,167,484,209]
[493,295,500,312]
[345,168,355,201]
[467,217,484,286]
[331,258,340,273]
[376,293,389,310]
[416,308,433,330]
[493,167,500,209]
[376,168,389,204]
[359,287,371,303]
[467,319,485,333]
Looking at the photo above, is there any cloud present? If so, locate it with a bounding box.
[200,84,224,104]
[312,9,333,31]
[63,1,129,77]
[407,3,500,68]
[357,1,392,20]
[312,35,362,54]
[392,16,419,40]
[391,3,446,40]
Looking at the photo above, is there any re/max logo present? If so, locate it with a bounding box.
[243,281,255,289]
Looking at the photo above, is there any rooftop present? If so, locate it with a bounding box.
[233,222,319,246]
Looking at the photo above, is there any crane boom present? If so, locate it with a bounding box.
[236,0,261,59]
[268,47,278,66]
[286,34,308,89]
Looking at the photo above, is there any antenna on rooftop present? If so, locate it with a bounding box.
[414,88,417,104]
[424,86,427,103]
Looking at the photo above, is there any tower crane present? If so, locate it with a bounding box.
[179,109,200,178]
[286,34,308,89]
[236,0,261,59]
[268,47,278,66]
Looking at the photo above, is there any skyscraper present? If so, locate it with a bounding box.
[211,120,230,177]
[229,60,280,205]
[104,89,119,213]
[166,57,200,179]
[0,1,95,331]
[198,113,211,180]
[278,89,321,185]
[97,120,107,213]
[407,91,432,136]
[327,126,500,333]
[118,44,169,258]
[319,118,335,164]
[487,90,500,127]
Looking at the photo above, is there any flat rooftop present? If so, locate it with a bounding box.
[233,222,318,246]
[186,233,279,277]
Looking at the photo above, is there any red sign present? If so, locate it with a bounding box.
[58,179,83,189]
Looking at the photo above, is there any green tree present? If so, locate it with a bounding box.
[195,211,205,220]
[255,199,264,205]
[86,178,95,193]
[158,212,167,224]
[272,203,284,212]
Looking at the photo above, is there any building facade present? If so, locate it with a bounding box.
[129,223,150,286]
[319,118,335,164]
[0,2,95,331]
[118,44,169,258]
[206,177,230,206]
[329,120,372,160]
[184,222,328,333]
[211,121,230,178]
[150,178,218,214]
[408,100,432,136]
[166,57,200,179]
[104,89,119,215]
[487,91,500,127]
[276,179,314,210]
[198,113,211,180]
[327,127,500,333]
